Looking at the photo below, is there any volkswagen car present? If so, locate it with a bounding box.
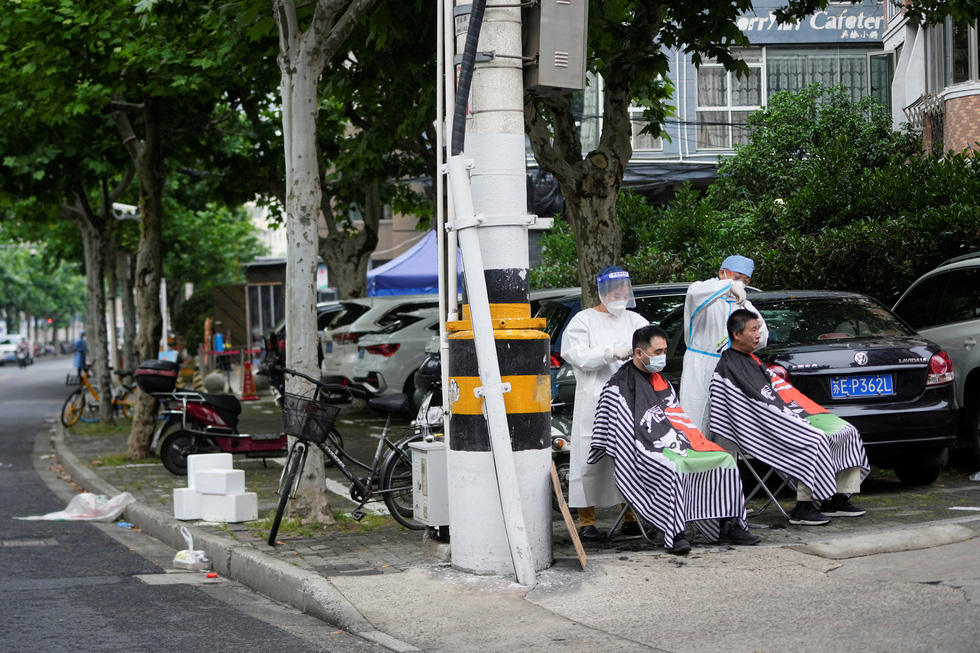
[660,290,958,486]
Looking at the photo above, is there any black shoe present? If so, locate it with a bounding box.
[718,521,762,545]
[667,535,691,555]
[788,501,831,526]
[620,521,643,537]
[819,494,866,517]
[578,525,601,541]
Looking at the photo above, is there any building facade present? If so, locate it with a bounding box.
[569,0,889,203]
[884,3,980,154]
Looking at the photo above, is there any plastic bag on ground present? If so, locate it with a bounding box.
[970,471,980,482]
[15,492,135,522]
[173,526,211,570]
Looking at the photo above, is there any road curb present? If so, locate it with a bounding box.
[790,522,978,560]
[51,427,418,652]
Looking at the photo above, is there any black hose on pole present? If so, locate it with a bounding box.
[450,0,487,157]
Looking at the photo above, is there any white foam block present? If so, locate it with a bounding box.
[200,492,258,523]
[173,488,203,520]
[195,469,246,496]
[186,453,233,490]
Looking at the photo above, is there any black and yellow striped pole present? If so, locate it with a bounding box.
[447,276,551,456]
[443,0,554,584]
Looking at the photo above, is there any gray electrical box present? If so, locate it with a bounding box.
[523,0,589,97]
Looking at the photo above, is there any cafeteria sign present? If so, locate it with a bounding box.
[739,1,884,44]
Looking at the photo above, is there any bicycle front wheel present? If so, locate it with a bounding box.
[380,434,424,530]
[322,427,343,468]
[269,444,305,547]
[61,390,86,427]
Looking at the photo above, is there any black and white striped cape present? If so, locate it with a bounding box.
[709,348,870,502]
[589,363,749,549]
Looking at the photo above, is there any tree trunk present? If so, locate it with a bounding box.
[525,72,634,307]
[64,196,114,422]
[318,180,381,299]
[107,234,120,369]
[269,0,377,525]
[111,98,166,460]
[118,251,138,373]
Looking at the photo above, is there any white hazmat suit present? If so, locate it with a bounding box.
[561,308,649,508]
[679,278,768,436]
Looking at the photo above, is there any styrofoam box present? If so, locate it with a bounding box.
[186,453,233,490]
[194,469,245,496]
[173,487,203,520]
[200,492,258,523]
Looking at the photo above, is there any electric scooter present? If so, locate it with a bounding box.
[138,354,347,476]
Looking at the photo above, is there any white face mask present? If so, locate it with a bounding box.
[606,300,627,317]
[642,352,666,373]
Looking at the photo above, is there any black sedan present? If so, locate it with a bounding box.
[661,290,958,486]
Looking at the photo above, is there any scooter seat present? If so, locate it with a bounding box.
[369,393,409,414]
[204,394,243,415]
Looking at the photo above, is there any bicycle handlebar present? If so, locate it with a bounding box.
[273,365,368,399]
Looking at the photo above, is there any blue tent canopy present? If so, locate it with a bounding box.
[366,230,461,297]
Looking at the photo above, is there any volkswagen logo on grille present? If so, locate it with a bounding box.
[854,351,869,366]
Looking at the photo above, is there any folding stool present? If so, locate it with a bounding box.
[606,502,659,545]
[714,434,792,519]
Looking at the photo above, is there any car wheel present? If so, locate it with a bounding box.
[894,463,942,487]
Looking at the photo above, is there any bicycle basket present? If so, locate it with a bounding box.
[281,393,340,444]
[66,373,80,386]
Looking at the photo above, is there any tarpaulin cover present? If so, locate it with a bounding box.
[366,230,461,297]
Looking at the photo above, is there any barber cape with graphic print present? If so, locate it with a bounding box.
[709,348,870,502]
[590,361,749,550]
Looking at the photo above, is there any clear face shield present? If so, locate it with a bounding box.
[596,270,636,317]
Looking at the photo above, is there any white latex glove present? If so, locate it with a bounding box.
[612,346,632,361]
[730,280,746,306]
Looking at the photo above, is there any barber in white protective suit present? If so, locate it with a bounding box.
[561,266,648,541]
[679,255,768,437]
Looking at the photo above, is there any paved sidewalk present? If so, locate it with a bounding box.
[47,391,980,652]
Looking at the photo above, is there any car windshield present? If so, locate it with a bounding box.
[759,297,914,346]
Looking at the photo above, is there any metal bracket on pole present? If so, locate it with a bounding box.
[440,160,475,175]
[474,382,511,398]
[447,214,538,231]
[453,51,496,64]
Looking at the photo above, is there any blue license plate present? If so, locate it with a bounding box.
[831,374,894,398]
[325,342,332,353]
[358,348,365,359]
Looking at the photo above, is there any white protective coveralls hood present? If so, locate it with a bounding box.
[679,275,768,436]
[561,306,649,508]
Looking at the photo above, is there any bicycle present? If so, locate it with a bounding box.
[267,364,423,546]
[61,365,136,427]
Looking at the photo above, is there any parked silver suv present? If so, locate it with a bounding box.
[893,252,980,462]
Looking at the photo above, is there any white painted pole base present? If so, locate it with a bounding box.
[447,449,553,576]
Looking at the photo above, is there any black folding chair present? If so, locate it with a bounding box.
[714,434,791,519]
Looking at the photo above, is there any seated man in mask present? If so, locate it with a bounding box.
[709,309,870,526]
[590,325,761,555]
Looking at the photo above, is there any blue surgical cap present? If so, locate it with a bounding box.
[720,255,754,278]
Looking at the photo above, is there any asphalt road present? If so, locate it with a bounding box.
[0,356,381,652]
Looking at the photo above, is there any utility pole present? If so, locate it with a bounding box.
[444,0,553,582]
